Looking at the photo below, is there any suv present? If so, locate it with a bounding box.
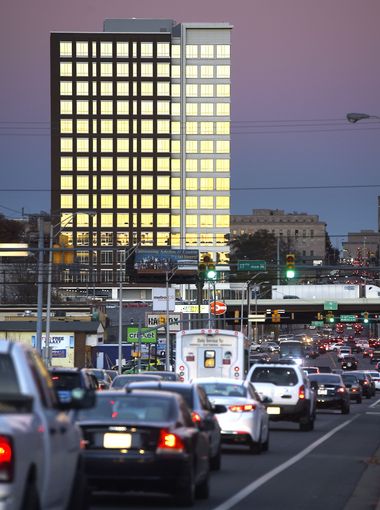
[246,363,316,431]
[50,367,98,403]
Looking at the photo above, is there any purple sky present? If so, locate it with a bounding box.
[1,0,380,249]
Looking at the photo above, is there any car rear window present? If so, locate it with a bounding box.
[342,375,358,383]
[309,374,341,384]
[163,386,193,408]
[0,354,20,394]
[51,372,81,390]
[77,394,175,423]
[199,383,247,398]
[250,367,298,386]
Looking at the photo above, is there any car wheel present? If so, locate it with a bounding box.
[21,477,40,510]
[210,446,221,471]
[341,403,350,415]
[366,393,371,399]
[66,460,90,510]
[249,426,263,454]
[356,396,362,404]
[299,414,314,431]
[195,469,210,500]
[262,430,270,452]
[175,468,195,507]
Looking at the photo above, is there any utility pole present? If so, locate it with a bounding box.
[35,215,45,357]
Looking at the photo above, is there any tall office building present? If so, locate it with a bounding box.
[51,19,232,289]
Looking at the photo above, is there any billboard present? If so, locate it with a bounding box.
[134,249,198,274]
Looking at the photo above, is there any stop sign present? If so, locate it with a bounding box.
[210,301,227,315]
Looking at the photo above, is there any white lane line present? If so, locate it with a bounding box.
[211,415,359,510]
[366,412,380,415]
[369,398,380,408]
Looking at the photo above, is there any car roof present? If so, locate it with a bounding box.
[194,377,247,385]
[126,381,194,390]
[49,367,81,373]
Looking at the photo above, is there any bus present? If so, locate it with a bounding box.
[279,340,306,365]
[175,329,248,382]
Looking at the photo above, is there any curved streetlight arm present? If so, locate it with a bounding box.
[346,113,380,123]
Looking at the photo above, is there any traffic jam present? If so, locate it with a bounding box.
[2,328,380,509]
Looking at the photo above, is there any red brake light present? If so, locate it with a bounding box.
[298,385,306,400]
[228,404,256,412]
[191,411,202,423]
[157,430,185,453]
[0,436,13,482]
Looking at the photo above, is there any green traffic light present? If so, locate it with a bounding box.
[206,269,217,280]
[286,269,295,279]
[328,317,335,323]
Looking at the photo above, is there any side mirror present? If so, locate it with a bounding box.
[212,404,227,414]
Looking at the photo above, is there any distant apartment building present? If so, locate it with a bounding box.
[230,209,326,263]
[50,19,232,288]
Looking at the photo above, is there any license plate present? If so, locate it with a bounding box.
[266,406,281,415]
[103,433,132,449]
[318,389,328,395]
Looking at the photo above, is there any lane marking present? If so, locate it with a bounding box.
[369,398,380,408]
[366,412,380,415]
[211,415,359,510]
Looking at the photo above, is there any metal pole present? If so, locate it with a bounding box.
[247,281,252,341]
[277,236,280,285]
[44,223,53,366]
[137,319,142,373]
[254,286,259,343]
[118,275,123,375]
[36,216,44,357]
[165,271,170,371]
[240,283,245,333]
[208,281,211,328]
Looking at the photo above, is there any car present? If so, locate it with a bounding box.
[337,347,352,361]
[362,371,380,391]
[50,366,98,403]
[308,373,350,414]
[363,347,374,359]
[194,377,270,454]
[349,371,374,398]
[143,370,181,381]
[249,353,271,366]
[340,356,358,371]
[341,373,362,403]
[84,368,113,390]
[303,367,320,375]
[370,349,380,364]
[246,362,316,431]
[318,366,333,373]
[76,390,210,506]
[104,369,118,381]
[127,381,223,470]
[111,373,163,389]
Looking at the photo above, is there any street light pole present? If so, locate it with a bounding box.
[246,272,268,341]
[165,267,178,371]
[35,215,45,357]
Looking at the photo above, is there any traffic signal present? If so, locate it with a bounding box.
[363,312,369,324]
[326,311,335,324]
[285,253,295,279]
[53,234,75,265]
[199,255,217,281]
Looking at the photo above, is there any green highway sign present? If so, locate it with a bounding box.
[237,260,267,272]
[125,327,157,344]
[311,321,324,327]
[340,315,357,322]
[324,301,338,311]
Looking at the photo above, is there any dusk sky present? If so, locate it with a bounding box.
[1,0,379,250]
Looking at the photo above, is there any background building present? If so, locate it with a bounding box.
[342,229,380,264]
[50,19,232,290]
[231,209,327,264]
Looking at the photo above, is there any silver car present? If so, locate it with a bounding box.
[194,377,270,454]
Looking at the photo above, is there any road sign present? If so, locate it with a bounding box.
[324,301,338,311]
[237,260,267,272]
[125,327,157,344]
[340,315,357,322]
[175,304,209,313]
[210,301,227,315]
[311,321,324,327]
[248,314,266,322]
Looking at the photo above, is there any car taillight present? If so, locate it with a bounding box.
[0,436,13,482]
[363,381,369,385]
[191,411,202,423]
[298,385,306,400]
[228,404,256,412]
[157,430,185,454]
[336,387,346,394]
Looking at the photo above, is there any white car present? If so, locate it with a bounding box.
[194,377,270,454]
[246,362,316,431]
[337,347,352,361]
[363,370,380,390]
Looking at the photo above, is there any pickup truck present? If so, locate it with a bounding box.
[0,340,94,510]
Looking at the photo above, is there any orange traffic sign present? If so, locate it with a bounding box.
[210,301,227,315]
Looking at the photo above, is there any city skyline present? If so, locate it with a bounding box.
[1,0,380,249]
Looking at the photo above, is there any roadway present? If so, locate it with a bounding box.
[90,353,380,510]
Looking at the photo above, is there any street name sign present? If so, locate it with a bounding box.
[311,321,324,327]
[340,315,357,322]
[237,260,267,272]
[324,301,338,311]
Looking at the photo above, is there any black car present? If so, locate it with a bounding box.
[308,373,350,414]
[49,367,97,404]
[350,371,375,398]
[84,369,113,390]
[341,356,358,371]
[76,390,210,506]
[341,373,362,404]
[111,373,163,389]
[128,381,224,471]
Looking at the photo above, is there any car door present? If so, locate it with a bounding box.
[196,386,220,455]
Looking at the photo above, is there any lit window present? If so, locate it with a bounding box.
[200,140,214,153]
[171,159,180,172]
[171,216,180,228]
[157,63,170,77]
[217,45,230,59]
[216,177,230,190]
[171,103,181,116]
[157,139,170,152]
[157,195,170,208]
[117,101,129,114]
[117,176,129,189]
[77,175,89,189]
[100,101,113,115]
[171,84,180,97]
[141,195,153,208]
[101,120,112,134]
[156,214,169,227]
[76,101,89,115]
[76,42,88,57]
[158,82,170,96]
[200,84,214,97]
[216,84,230,97]
[186,103,198,116]
[171,44,180,58]
[100,157,113,171]
[171,121,180,134]
[157,158,170,171]
[117,120,129,134]
[117,158,129,172]
[101,195,113,208]
[117,139,129,152]
[200,159,213,172]
[117,195,129,208]
[186,178,198,191]
[100,82,113,96]
[77,138,89,152]
[186,215,198,228]
[61,195,73,208]
[141,158,153,171]
[216,103,230,116]
[172,196,180,208]
[200,215,213,227]
[186,140,198,153]
[117,82,129,96]
[101,63,113,77]
[200,196,213,209]
[186,159,197,171]
[141,101,153,115]
[200,122,214,135]
[141,139,153,152]
[185,233,197,246]
[157,101,170,115]
[186,65,198,78]
[100,42,112,57]
[141,63,153,77]
[141,120,153,133]
[186,197,198,209]
[200,234,213,245]
[77,194,89,209]
[140,214,153,227]
[60,62,72,77]
[141,43,153,57]
[157,120,170,133]
[186,45,198,58]
[117,214,129,227]
[186,122,197,135]
[216,122,230,135]
[201,45,214,58]
[77,120,89,133]
[76,63,88,77]
[200,178,214,191]
[216,159,230,172]
[117,63,129,77]
[157,176,170,190]
[216,140,230,153]
[200,103,214,116]
[141,176,153,189]
[59,41,72,57]
[217,65,230,78]
[60,176,73,190]
[77,157,88,171]
[171,65,180,78]
[60,82,72,96]
[101,139,113,152]
[216,215,229,228]
[117,42,128,57]
[60,138,73,152]
[60,120,72,134]
[171,140,181,154]
[141,82,153,96]
[200,66,213,78]
[157,43,170,57]
[60,157,72,171]
[216,196,230,209]
[101,214,113,227]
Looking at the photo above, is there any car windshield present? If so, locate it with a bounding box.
[77,394,175,423]
[342,375,358,384]
[199,383,247,398]
[87,369,106,381]
[309,374,341,384]
[51,372,81,390]
[250,367,298,386]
